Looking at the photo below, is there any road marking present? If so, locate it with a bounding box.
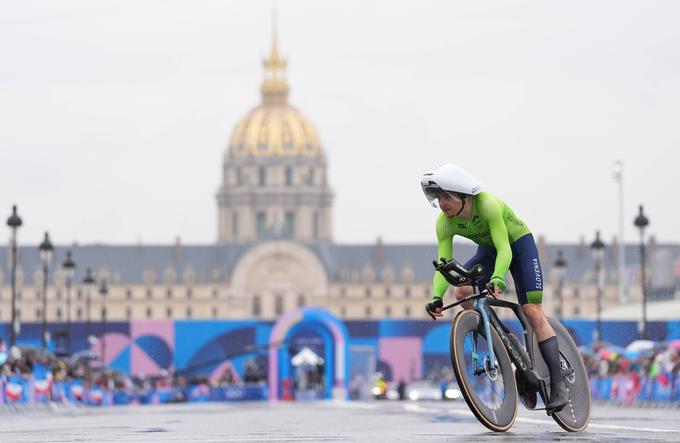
[403,404,680,434]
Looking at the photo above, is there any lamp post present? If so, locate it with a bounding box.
[553,250,567,319]
[38,232,54,349]
[590,231,606,343]
[613,161,626,304]
[99,279,108,366]
[633,205,650,339]
[6,205,22,347]
[83,268,96,343]
[62,250,76,356]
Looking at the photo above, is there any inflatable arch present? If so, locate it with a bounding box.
[268,307,349,400]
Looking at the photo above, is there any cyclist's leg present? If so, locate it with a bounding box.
[456,246,495,309]
[510,234,568,409]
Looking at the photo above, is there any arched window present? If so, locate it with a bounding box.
[297,295,306,307]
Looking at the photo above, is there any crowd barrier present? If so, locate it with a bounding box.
[590,373,680,403]
[0,376,268,406]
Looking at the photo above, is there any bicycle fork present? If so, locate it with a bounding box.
[472,297,498,376]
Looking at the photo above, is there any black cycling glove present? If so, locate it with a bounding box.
[425,297,443,320]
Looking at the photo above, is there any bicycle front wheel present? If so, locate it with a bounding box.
[450,309,518,432]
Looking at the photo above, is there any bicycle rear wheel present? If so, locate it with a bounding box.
[450,309,518,432]
[530,317,591,432]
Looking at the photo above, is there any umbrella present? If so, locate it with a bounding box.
[668,339,680,351]
[625,340,655,353]
[291,347,324,366]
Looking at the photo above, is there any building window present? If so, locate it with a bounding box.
[275,295,284,316]
[236,167,243,185]
[146,307,152,319]
[256,212,267,239]
[77,289,83,300]
[186,288,193,299]
[297,295,305,307]
[285,166,293,186]
[341,306,347,317]
[284,211,295,238]
[101,307,107,319]
[126,307,132,320]
[385,306,391,317]
[146,288,152,299]
[365,288,371,298]
[232,211,239,237]
[385,288,391,298]
[56,290,62,300]
[212,288,219,299]
[56,308,62,320]
[76,308,82,320]
[186,307,192,319]
[405,306,411,317]
[424,287,430,298]
[166,307,172,318]
[258,166,266,186]
[17,291,21,301]
[405,287,411,298]
[573,288,580,300]
[126,289,132,299]
[308,169,315,185]
[574,306,580,317]
[16,308,21,320]
[253,295,261,317]
[313,212,319,239]
[36,290,41,300]
[36,308,42,320]
[166,288,172,299]
[365,306,371,318]
[212,307,218,318]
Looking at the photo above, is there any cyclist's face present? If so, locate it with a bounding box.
[438,192,463,217]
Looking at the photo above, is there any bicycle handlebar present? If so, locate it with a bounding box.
[432,257,485,287]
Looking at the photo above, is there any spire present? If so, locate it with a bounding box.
[261,11,289,105]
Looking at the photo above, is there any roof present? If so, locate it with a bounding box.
[0,241,677,286]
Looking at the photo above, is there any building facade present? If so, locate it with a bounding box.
[1,29,679,329]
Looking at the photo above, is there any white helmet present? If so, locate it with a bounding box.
[420,164,484,207]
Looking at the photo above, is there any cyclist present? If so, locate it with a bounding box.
[421,163,568,412]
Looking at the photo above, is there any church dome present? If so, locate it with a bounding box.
[227,26,322,158]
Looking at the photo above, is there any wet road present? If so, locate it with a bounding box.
[2,400,679,442]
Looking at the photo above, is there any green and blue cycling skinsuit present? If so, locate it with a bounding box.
[432,191,544,304]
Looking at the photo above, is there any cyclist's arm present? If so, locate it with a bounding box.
[432,213,454,299]
[479,194,512,282]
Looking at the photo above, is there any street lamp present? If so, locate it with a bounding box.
[83,268,96,343]
[62,250,76,355]
[612,161,626,304]
[590,231,606,344]
[633,205,650,339]
[38,232,54,349]
[99,279,108,366]
[6,205,22,347]
[553,250,567,319]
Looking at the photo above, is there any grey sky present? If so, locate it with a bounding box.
[1,1,678,247]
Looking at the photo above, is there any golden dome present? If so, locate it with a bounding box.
[228,19,322,158]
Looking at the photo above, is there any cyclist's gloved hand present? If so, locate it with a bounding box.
[486,277,507,296]
[425,297,444,320]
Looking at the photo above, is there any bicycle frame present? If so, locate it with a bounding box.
[443,289,542,388]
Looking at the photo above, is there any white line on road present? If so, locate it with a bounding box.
[403,403,680,434]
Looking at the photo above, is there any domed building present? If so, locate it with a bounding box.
[216,31,333,243]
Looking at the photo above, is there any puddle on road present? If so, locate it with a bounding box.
[137,427,169,433]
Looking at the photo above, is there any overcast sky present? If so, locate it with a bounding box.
[0,1,678,247]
